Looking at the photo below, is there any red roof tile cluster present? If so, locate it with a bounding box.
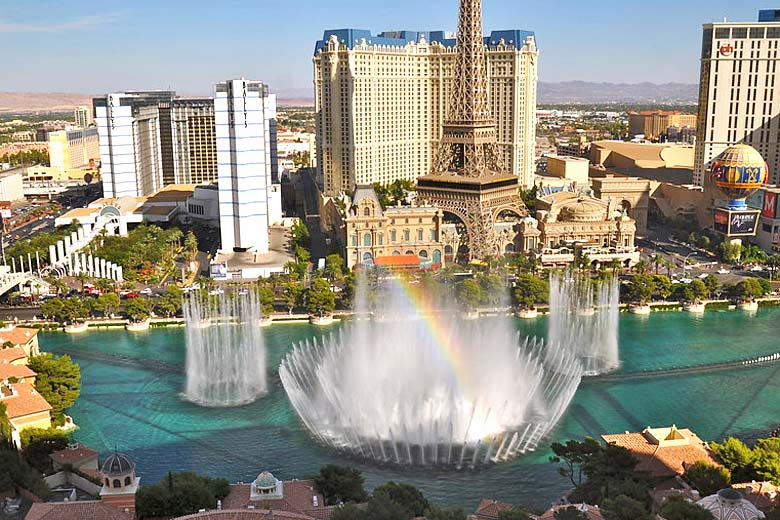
[601,428,719,478]
[0,363,36,381]
[2,381,52,419]
[732,481,780,511]
[0,326,37,346]
[50,443,99,466]
[0,347,27,364]
[223,480,329,518]
[175,510,317,520]
[538,504,604,520]
[25,500,134,520]
[474,499,514,519]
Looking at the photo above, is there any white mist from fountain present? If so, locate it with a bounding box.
[548,269,620,375]
[280,278,582,467]
[184,291,267,407]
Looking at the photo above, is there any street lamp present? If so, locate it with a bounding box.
[682,252,696,277]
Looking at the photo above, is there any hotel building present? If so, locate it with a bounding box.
[48,127,100,171]
[74,105,94,127]
[694,9,780,185]
[93,92,220,197]
[215,79,279,253]
[314,28,538,195]
[628,111,697,141]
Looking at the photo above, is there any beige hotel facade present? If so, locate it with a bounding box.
[695,10,780,185]
[314,29,538,196]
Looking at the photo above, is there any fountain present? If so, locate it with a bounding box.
[183,290,267,407]
[548,269,620,376]
[280,279,582,467]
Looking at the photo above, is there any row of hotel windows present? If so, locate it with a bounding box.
[715,27,780,39]
[351,229,439,246]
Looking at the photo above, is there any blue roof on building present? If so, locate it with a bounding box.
[758,9,780,22]
[314,28,535,54]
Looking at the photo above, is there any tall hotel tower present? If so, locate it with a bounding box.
[314,21,538,195]
[695,9,780,185]
[214,79,278,253]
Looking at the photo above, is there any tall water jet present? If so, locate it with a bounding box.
[280,278,582,467]
[184,290,267,407]
[548,269,620,375]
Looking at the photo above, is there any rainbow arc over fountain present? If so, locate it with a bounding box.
[280,278,584,467]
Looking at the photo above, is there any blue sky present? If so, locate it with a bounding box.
[0,0,771,95]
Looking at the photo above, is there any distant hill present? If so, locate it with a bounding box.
[537,81,699,104]
[0,92,94,113]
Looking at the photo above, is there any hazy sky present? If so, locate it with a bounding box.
[0,0,771,95]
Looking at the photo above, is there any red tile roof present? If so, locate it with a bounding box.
[0,347,27,364]
[601,427,719,478]
[25,500,134,520]
[538,504,604,520]
[50,443,99,466]
[0,326,37,346]
[474,499,514,519]
[374,254,420,267]
[2,381,52,419]
[0,363,36,380]
[223,480,326,516]
[732,481,779,511]
[175,510,316,520]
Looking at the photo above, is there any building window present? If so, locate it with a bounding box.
[363,207,371,216]
[431,230,438,241]
[417,229,423,241]
[378,234,384,245]
[390,230,397,242]
[125,476,132,486]
[113,479,121,488]
[403,229,410,241]
[363,233,371,247]
[352,235,358,246]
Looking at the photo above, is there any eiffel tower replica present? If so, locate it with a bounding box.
[417,0,527,259]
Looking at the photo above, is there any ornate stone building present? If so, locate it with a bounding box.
[344,186,447,269]
[516,191,639,267]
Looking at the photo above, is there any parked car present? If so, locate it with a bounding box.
[139,288,153,296]
[717,268,730,274]
[750,265,764,272]
[123,292,141,299]
[698,273,709,279]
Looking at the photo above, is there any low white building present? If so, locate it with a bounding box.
[0,168,25,202]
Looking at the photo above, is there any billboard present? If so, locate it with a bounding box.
[209,262,228,279]
[714,208,760,236]
[763,190,780,219]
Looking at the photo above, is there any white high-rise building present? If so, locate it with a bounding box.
[694,9,780,185]
[215,79,278,253]
[314,29,538,195]
[74,105,94,127]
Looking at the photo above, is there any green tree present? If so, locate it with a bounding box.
[633,259,650,274]
[652,275,672,300]
[27,353,80,424]
[684,461,731,497]
[554,507,589,520]
[283,281,304,314]
[683,279,708,303]
[626,274,655,304]
[185,231,199,260]
[45,277,68,297]
[306,277,336,316]
[703,274,720,298]
[372,482,429,518]
[497,509,533,520]
[311,465,368,505]
[478,273,505,306]
[20,427,70,473]
[75,272,90,293]
[710,437,756,482]
[330,504,366,520]
[549,437,603,487]
[719,242,742,263]
[658,495,714,520]
[256,286,275,315]
[601,495,652,520]
[40,298,64,321]
[365,494,412,520]
[135,471,230,518]
[155,285,184,318]
[606,258,623,276]
[58,297,89,324]
[124,297,151,321]
[735,278,764,301]
[325,254,345,281]
[455,279,482,311]
[424,506,468,520]
[513,274,549,309]
[93,292,120,317]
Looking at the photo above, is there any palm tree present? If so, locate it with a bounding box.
[75,272,90,294]
[634,259,650,274]
[46,277,67,297]
[652,253,664,275]
[606,258,622,276]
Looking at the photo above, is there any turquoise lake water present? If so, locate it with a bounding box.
[41,308,780,510]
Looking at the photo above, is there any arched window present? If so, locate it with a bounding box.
[418,250,428,258]
[445,245,453,254]
[392,250,401,256]
[363,252,373,262]
[105,478,110,486]
[405,250,414,255]
[113,479,121,488]
[124,476,132,486]
[433,250,442,264]
[363,206,371,216]
[363,233,371,247]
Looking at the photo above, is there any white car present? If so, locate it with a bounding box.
[750,265,763,272]
[680,278,693,284]
[698,273,709,279]
[139,288,153,296]
[717,268,730,274]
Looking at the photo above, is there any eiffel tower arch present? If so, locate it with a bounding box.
[417,0,527,260]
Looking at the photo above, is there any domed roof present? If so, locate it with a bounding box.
[100,452,135,476]
[717,144,766,168]
[254,471,278,489]
[712,144,768,205]
[559,197,605,222]
[696,489,765,520]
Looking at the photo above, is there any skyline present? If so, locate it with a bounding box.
[0,0,773,95]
